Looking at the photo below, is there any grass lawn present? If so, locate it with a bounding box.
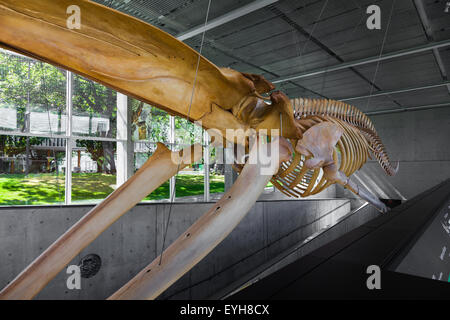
[0,173,225,205]
[0,173,66,205]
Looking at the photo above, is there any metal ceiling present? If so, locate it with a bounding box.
[93,0,450,114]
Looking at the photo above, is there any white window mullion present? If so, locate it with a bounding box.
[203,130,210,202]
[116,93,130,187]
[65,71,73,205]
[169,115,175,201]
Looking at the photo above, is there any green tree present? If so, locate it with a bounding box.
[73,74,117,173]
[0,50,117,174]
[0,51,65,132]
[129,97,170,143]
[0,52,64,174]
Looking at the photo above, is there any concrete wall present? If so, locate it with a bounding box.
[0,198,350,300]
[198,184,336,203]
[351,108,450,200]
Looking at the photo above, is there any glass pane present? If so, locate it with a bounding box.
[175,148,204,201]
[0,135,65,205]
[134,142,206,202]
[134,142,170,201]
[72,75,116,138]
[173,118,204,201]
[71,139,117,204]
[210,146,225,196]
[0,50,66,135]
[174,117,203,145]
[130,98,170,143]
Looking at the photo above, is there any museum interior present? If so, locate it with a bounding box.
[0,0,449,300]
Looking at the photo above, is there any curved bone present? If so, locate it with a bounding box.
[0,143,202,300]
[0,0,258,129]
[109,137,292,300]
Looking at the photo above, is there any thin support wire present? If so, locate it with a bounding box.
[158,0,212,266]
[296,0,329,73]
[320,8,367,96]
[41,62,63,204]
[365,0,397,110]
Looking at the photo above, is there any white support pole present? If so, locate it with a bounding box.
[203,130,210,202]
[65,71,73,205]
[169,115,175,201]
[116,93,131,187]
[224,140,237,192]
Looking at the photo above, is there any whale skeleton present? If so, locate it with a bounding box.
[0,0,396,299]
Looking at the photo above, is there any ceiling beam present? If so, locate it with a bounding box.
[413,0,450,94]
[337,81,450,101]
[267,5,384,92]
[176,0,278,41]
[366,102,450,116]
[271,39,450,84]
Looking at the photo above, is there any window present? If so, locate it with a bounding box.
[0,49,245,206]
[0,50,67,205]
[130,98,207,202]
[130,98,170,144]
[0,135,65,205]
[71,139,117,204]
[72,75,116,138]
[0,51,66,135]
[209,146,225,197]
[174,117,204,201]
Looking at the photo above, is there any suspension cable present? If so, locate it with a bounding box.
[158,0,212,266]
[365,0,397,110]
